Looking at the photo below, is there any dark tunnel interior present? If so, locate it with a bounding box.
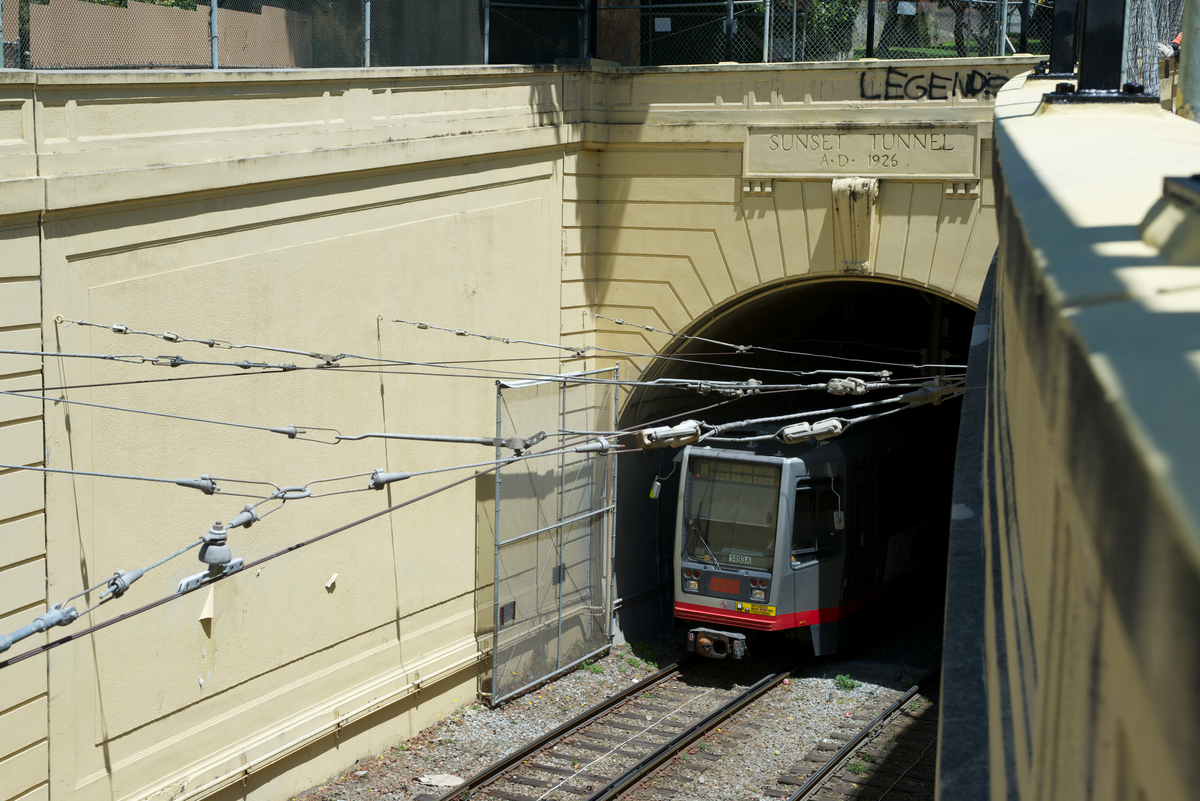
[612,278,976,647]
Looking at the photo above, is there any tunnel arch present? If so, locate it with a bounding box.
[616,275,977,429]
[609,275,976,643]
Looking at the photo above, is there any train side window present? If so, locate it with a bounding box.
[791,488,816,554]
[792,485,842,564]
[815,488,841,552]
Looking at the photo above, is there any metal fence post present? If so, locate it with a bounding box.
[725,0,733,60]
[801,2,807,59]
[762,0,771,61]
[587,0,598,57]
[1077,0,1128,90]
[484,0,491,64]
[996,0,1007,55]
[210,0,218,69]
[791,0,797,60]
[1018,0,1029,51]
[1048,0,1078,73]
[1179,0,1200,116]
[364,0,371,66]
[866,0,876,58]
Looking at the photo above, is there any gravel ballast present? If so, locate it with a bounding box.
[294,602,943,801]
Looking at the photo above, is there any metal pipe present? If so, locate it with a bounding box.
[996,0,1007,55]
[210,0,218,69]
[1048,0,1076,72]
[800,2,807,59]
[725,0,733,60]
[866,0,876,58]
[762,0,770,62]
[1018,0,1028,51]
[1180,0,1200,117]
[1077,0,1126,90]
[584,0,594,58]
[484,0,491,64]
[364,0,370,67]
[791,0,797,60]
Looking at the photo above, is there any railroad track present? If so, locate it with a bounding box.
[428,657,795,801]
[763,673,939,801]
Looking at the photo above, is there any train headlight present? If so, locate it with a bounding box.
[685,580,699,592]
[751,589,765,601]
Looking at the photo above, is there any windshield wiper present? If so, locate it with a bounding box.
[690,519,727,570]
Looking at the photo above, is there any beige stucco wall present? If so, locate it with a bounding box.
[0,56,1034,801]
[962,74,1200,800]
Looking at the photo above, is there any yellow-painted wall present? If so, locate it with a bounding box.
[0,57,1033,801]
[950,74,1200,801]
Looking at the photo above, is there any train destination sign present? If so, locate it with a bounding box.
[745,124,977,181]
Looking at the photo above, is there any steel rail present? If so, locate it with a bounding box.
[785,675,931,801]
[435,658,695,801]
[588,663,799,801]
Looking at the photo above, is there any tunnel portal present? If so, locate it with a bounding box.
[613,278,976,644]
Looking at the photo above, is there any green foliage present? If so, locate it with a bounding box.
[803,0,860,61]
[581,660,604,674]
[631,641,659,669]
[834,674,861,691]
[847,760,869,775]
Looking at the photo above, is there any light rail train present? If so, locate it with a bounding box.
[670,415,955,658]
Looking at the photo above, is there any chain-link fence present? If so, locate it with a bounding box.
[489,370,617,706]
[596,0,1057,66]
[1125,0,1183,88]
[0,0,1184,72]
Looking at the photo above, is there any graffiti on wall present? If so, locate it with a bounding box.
[860,67,1010,101]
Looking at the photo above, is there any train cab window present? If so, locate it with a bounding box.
[791,484,842,565]
[684,459,781,572]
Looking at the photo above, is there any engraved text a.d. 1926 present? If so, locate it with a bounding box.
[747,127,975,178]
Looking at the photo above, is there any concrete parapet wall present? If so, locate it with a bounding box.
[938,74,1200,800]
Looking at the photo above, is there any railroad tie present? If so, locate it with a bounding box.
[527,762,607,782]
[841,774,934,796]
[485,791,538,801]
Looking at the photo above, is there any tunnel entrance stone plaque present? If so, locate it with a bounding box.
[745,124,978,181]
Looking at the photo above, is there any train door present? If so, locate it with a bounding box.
[791,477,844,655]
[842,465,877,642]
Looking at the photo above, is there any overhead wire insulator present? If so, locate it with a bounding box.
[101,567,146,599]
[270,425,306,439]
[778,418,844,444]
[226,506,259,530]
[175,475,219,495]
[0,603,79,653]
[369,470,412,490]
[827,377,869,396]
[635,420,703,450]
[575,437,615,454]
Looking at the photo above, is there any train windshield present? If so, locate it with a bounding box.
[684,459,781,572]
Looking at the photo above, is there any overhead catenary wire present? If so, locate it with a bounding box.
[62,316,933,390]
[0,348,299,372]
[590,312,969,370]
[0,456,543,669]
[392,316,897,379]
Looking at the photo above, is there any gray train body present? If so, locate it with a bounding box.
[671,418,953,658]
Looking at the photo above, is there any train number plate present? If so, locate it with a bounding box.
[736,603,776,617]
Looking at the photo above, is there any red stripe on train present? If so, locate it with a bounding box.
[673,601,843,631]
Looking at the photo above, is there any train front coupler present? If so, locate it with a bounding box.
[686,627,746,659]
